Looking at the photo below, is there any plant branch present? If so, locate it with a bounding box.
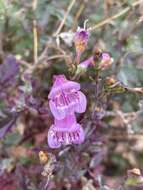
[88,0,143,31]
[72,1,85,30]
[32,0,38,64]
[53,0,76,36]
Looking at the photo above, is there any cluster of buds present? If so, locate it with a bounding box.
[47,75,87,148]
[74,25,113,72]
[77,51,113,72]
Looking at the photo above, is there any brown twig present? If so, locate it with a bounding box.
[53,0,76,36]
[46,43,72,66]
[0,32,3,57]
[32,0,38,64]
[126,87,143,94]
[88,0,143,31]
[37,44,49,63]
[47,54,71,60]
[109,133,143,141]
[72,2,85,30]
[105,109,142,134]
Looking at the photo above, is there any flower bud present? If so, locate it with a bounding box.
[74,28,89,63]
[99,52,113,70]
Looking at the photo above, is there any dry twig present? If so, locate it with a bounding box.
[88,0,143,31]
[32,0,38,64]
[53,0,76,36]
[72,1,85,30]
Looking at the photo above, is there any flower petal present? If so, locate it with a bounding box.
[54,114,76,131]
[70,124,85,144]
[47,125,61,149]
[49,94,78,119]
[78,56,93,69]
[48,75,80,99]
[75,91,87,113]
[47,122,85,148]
[49,100,66,120]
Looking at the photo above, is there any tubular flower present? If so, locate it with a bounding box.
[78,56,94,69]
[75,56,94,75]
[74,27,89,63]
[48,75,87,120]
[47,114,84,148]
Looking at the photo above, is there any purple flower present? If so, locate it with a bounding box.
[48,75,87,120]
[48,75,87,149]
[78,56,94,69]
[47,114,84,148]
[74,28,89,63]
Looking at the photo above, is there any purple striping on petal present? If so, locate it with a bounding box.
[48,75,87,120]
[47,115,85,149]
[48,75,80,99]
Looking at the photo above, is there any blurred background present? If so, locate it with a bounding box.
[0,0,143,189]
